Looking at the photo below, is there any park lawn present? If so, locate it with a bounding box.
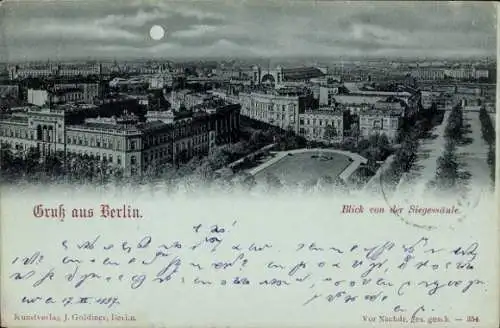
[254,151,352,185]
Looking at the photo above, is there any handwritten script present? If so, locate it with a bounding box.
[8,220,484,324]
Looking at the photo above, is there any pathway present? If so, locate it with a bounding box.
[456,111,491,187]
[390,110,452,198]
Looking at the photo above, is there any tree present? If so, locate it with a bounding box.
[25,147,41,174]
[357,139,371,151]
[383,159,403,187]
[490,155,496,187]
[487,145,495,186]
[487,145,495,166]
[250,130,266,146]
[0,143,15,172]
[445,106,464,143]
[479,106,495,146]
[194,160,215,184]
[323,124,338,141]
[341,138,357,152]
[176,149,190,165]
[434,148,459,191]
[44,153,63,177]
[110,167,125,185]
[208,147,230,170]
[350,122,360,143]
[360,133,392,162]
[278,133,301,151]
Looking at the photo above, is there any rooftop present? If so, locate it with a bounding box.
[332,95,387,105]
[302,109,343,116]
[137,120,171,132]
[349,90,412,97]
[76,122,139,131]
[50,87,83,96]
[0,115,29,124]
[281,67,325,81]
[359,109,403,117]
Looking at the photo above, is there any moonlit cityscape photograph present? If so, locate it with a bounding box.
[0,1,496,200]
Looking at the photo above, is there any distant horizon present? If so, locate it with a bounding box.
[2,54,497,65]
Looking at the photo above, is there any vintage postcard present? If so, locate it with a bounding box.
[0,0,498,327]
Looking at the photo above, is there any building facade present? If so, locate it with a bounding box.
[358,109,403,142]
[238,89,313,133]
[251,65,325,86]
[319,85,341,106]
[27,89,50,106]
[0,102,240,177]
[27,83,99,106]
[8,63,102,80]
[298,109,344,143]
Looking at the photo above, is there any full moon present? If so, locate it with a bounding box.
[149,25,165,41]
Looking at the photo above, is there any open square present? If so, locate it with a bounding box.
[253,150,354,185]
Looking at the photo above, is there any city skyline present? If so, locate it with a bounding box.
[0,1,497,62]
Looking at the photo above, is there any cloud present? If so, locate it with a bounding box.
[97,9,167,27]
[347,24,411,47]
[173,7,225,21]
[155,3,226,21]
[2,1,496,61]
[170,25,219,38]
[11,20,142,42]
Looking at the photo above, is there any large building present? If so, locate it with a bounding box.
[410,66,490,81]
[58,64,101,77]
[27,83,99,106]
[238,88,314,133]
[409,68,446,81]
[298,109,344,144]
[8,65,56,80]
[358,109,403,142]
[8,63,102,80]
[330,95,386,114]
[0,100,240,177]
[251,65,325,86]
[149,74,173,89]
[421,91,438,110]
[169,90,211,111]
[335,84,421,118]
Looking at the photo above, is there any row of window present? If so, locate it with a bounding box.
[144,134,171,147]
[3,141,123,165]
[1,129,212,151]
[300,118,342,127]
[360,118,399,129]
[144,147,170,163]
[250,102,297,112]
[66,135,124,150]
[172,125,210,139]
[67,151,121,165]
[298,128,341,138]
[55,93,84,102]
[0,129,28,139]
